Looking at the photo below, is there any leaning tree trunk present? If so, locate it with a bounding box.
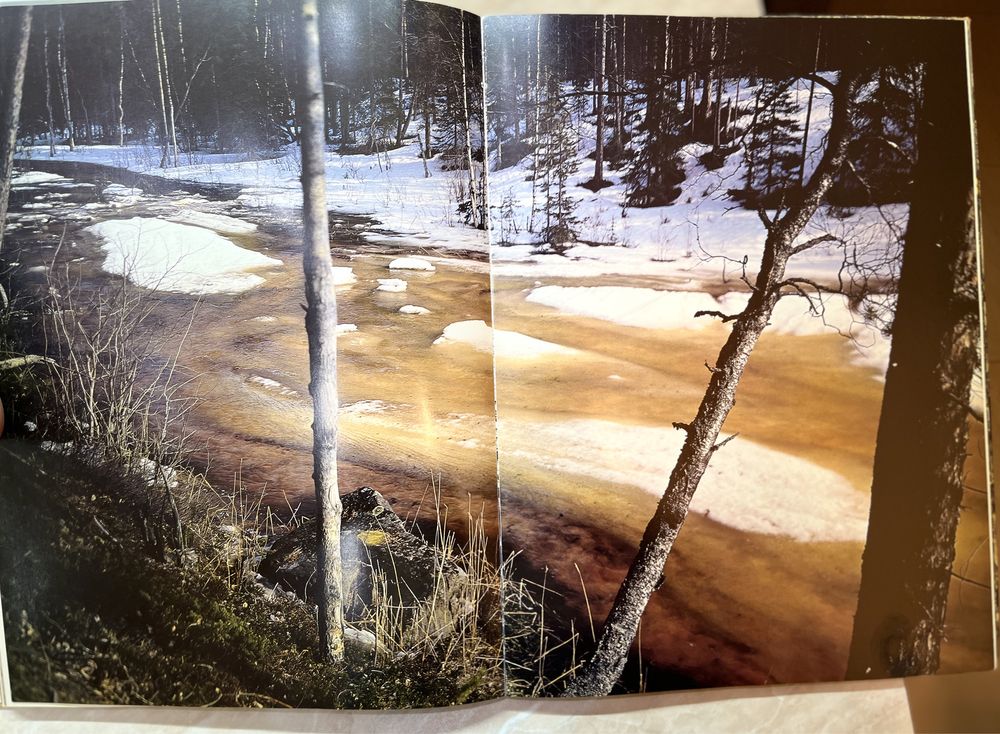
[298,0,345,664]
[0,6,33,254]
[564,70,861,698]
[846,35,979,680]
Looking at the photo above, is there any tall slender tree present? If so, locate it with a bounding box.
[0,6,33,256]
[298,0,345,664]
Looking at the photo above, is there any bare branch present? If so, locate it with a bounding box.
[790,233,840,255]
[694,309,743,323]
[711,433,740,453]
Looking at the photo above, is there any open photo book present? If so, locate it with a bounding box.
[0,0,994,708]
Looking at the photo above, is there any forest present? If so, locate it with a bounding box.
[2,0,486,228]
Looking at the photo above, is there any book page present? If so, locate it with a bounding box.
[483,13,994,696]
[0,0,498,709]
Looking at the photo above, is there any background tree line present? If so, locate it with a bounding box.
[484,15,925,245]
[0,0,485,226]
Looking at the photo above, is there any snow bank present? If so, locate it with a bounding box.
[399,304,430,315]
[433,319,576,358]
[376,278,407,292]
[15,140,489,254]
[504,418,870,542]
[85,217,282,295]
[388,257,435,272]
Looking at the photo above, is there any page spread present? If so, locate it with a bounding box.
[0,0,992,708]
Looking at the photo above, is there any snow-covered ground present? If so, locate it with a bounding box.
[489,77,907,287]
[85,217,282,295]
[16,139,488,253]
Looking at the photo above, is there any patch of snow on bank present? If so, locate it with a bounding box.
[85,217,282,295]
[389,257,435,272]
[337,323,358,333]
[376,278,407,292]
[433,320,576,359]
[505,418,869,542]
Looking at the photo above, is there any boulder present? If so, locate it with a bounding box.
[258,487,464,622]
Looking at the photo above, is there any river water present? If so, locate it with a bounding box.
[2,161,992,691]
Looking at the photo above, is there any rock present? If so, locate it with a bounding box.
[258,487,464,623]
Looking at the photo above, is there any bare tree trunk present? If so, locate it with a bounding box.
[846,44,978,679]
[117,11,126,147]
[422,92,431,178]
[591,15,606,188]
[43,18,57,157]
[298,0,345,665]
[154,0,179,166]
[151,0,171,166]
[57,10,75,151]
[459,11,481,228]
[712,20,727,151]
[565,70,862,698]
[529,15,542,232]
[394,0,410,149]
[798,28,821,186]
[0,6,33,253]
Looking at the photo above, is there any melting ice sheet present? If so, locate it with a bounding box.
[85,217,282,295]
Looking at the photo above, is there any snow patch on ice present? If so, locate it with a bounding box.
[433,320,576,359]
[12,171,66,186]
[376,278,407,292]
[342,400,392,414]
[249,375,298,396]
[85,217,282,295]
[505,418,869,542]
[388,257,435,272]
[527,285,722,330]
[332,267,357,286]
[399,304,430,315]
[166,209,259,235]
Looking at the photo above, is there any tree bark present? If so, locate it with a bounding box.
[846,42,979,680]
[0,6,33,253]
[298,0,345,665]
[591,15,606,188]
[43,17,57,157]
[57,10,75,151]
[565,70,862,698]
[459,11,481,228]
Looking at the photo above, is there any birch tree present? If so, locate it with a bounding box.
[297,0,345,664]
[565,67,863,697]
[0,6,33,255]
